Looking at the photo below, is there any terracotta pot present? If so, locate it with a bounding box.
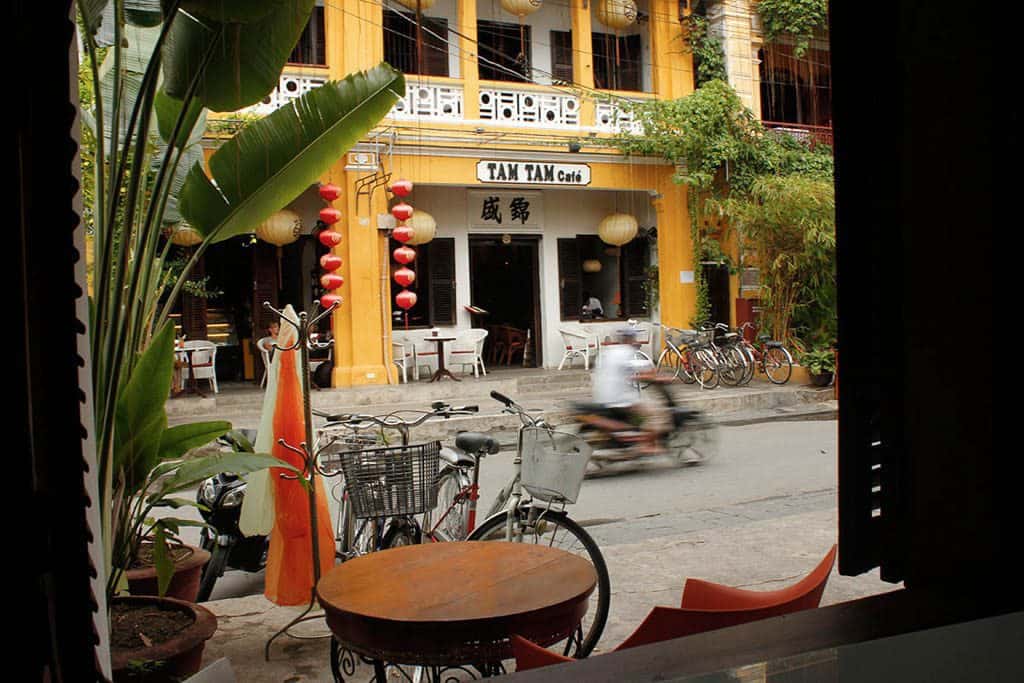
[127,545,210,603]
[111,596,217,682]
[809,371,834,387]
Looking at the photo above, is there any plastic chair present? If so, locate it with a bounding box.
[183,340,218,393]
[256,336,275,387]
[391,336,414,383]
[449,329,488,377]
[512,544,838,671]
[500,327,527,366]
[558,326,599,370]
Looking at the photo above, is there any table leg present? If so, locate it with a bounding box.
[434,342,460,382]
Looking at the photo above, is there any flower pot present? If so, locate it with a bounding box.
[809,371,834,387]
[111,595,217,682]
[127,544,210,603]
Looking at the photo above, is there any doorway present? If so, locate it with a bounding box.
[702,262,731,326]
[469,235,542,367]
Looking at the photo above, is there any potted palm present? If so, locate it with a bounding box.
[77,0,404,678]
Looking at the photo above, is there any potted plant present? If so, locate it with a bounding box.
[799,345,836,386]
[76,0,404,678]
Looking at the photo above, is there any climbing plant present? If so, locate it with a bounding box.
[681,13,727,87]
[756,0,829,58]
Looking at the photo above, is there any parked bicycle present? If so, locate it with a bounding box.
[738,322,794,384]
[702,322,751,387]
[650,324,719,389]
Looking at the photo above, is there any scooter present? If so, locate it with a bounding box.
[571,380,718,476]
[195,429,268,602]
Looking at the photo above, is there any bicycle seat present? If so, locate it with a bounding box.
[440,446,476,468]
[455,432,500,456]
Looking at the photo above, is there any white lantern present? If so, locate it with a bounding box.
[596,0,637,30]
[256,209,303,247]
[582,259,603,273]
[405,210,437,246]
[598,213,639,246]
[394,0,436,10]
[501,0,542,17]
[166,221,203,247]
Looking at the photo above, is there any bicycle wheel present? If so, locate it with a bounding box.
[655,348,683,382]
[336,495,379,560]
[427,467,472,541]
[633,350,654,391]
[468,508,610,658]
[667,414,719,466]
[763,346,794,384]
[737,343,757,386]
[717,346,745,387]
[381,518,420,549]
[688,349,719,389]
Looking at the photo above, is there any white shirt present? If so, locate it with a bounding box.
[593,343,639,406]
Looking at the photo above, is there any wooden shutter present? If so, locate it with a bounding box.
[558,238,581,320]
[550,31,574,84]
[428,238,456,325]
[181,255,208,339]
[252,242,279,333]
[621,239,649,317]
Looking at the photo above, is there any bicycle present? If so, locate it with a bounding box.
[650,324,719,389]
[427,391,611,658]
[738,322,794,384]
[702,322,751,387]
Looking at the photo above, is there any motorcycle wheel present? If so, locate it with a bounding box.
[196,542,230,603]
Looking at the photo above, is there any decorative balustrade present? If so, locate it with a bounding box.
[389,82,464,120]
[245,73,329,115]
[478,87,581,128]
[762,121,834,149]
[594,100,644,134]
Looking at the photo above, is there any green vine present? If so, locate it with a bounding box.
[756,0,829,58]
[682,13,727,87]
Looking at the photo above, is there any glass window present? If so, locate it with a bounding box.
[558,236,649,321]
[383,10,450,77]
[289,6,326,66]
[478,19,531,82]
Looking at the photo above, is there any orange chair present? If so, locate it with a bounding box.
[512,544,837,671]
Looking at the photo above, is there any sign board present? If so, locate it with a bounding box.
[476,160,591,186]
[468,191,543,229]
[679,270,695,284]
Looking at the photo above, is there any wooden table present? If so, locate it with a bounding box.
[423,335,459,382]
[317,542,597,680]
[172,347,205,397]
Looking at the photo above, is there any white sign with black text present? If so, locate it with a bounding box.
[476,160,591,186]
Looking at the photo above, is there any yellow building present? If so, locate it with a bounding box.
[200,0,707,387]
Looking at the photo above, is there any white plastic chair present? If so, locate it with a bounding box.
[392,336,415,383]
[449,329,488,377]
[183,340,218,393]
[558,326,599,370]
[256,336,275,387]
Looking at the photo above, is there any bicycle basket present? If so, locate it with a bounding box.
[317,427,380,475]
[338,441,441,519]
[519,428,592,504]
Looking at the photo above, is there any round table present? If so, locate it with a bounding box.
[423,336,459,382]
[173,347,205,397]
[317,541,596,680]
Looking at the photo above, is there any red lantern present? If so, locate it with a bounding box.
[393,267,415,287]
[392,225,414,243]
[390,179,413,197]
[320,254,342,271]
[393,246,416,264]
[319,230,342,248]
[391,202,414,222]
[395,289,417,310]
[319,207,341,225]
[320,273,344,290]
[320,294,343,309]
[319,184,342,201]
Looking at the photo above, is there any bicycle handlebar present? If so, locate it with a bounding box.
[490,390,513,406]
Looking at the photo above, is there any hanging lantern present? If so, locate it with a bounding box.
[501,0,542,17]
[256,209,303,247]
[393,267,416,288]
[166,222,203,247]
[392,225,415,244]
[582,259,603,273]
[395,289,418,310]
[595,0,637,30]
[405,210,436,246]
[320,293,343,309]
[320,273,344,290]
[318,183,342,201]
[318,230,343,248]
[394,0,436,10]
[320,254,343,272]
[393,246,416,264]
[319,207,342,225]
[389,179,413,197]
[598,213,639,246]
[391,202,414,222]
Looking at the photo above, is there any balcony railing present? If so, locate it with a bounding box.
[478,85,581,129]
[244,73,329,115]
[594,100,644,134]
[762,121,834,149]
[390,81,464,120]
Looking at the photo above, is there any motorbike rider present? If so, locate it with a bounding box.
[591,327,670,456]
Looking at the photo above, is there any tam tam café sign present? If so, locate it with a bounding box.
[477,160,591,186]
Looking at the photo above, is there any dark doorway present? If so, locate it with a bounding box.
[702,263,731,326]
[469,235,542,367]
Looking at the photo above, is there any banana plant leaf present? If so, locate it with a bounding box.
[179,63,405,243]
[154,87,206,150]
[161,0,315,112]
[174,0,284,23]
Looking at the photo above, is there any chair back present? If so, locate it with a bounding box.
[257,336,274,365]
[452,328,487,353]
[183,339,216,366]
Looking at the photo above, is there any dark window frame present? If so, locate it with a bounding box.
[478,19,531,82]
[557,236,649,322]
[383,9,451,77]
[288,6,327,66]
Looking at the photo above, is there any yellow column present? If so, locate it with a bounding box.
[458,0,480,118]
[326,0,384,79]
[571,0,595,126]
[649,0,695,98]
[653,177,696,330]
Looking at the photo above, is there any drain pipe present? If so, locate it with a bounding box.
[381,230,395,384]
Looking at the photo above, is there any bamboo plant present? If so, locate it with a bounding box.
[76,0,405,603]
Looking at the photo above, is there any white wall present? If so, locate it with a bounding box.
[404,184,656,368]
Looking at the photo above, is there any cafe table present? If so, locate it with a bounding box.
[316,541,597,682]
[423,335,459,382]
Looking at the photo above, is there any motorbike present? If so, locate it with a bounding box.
[571,379,718,476]
[195,429,268,602]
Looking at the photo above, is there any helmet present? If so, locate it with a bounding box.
[615,327,639,343]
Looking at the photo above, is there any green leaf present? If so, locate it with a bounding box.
[174,0,285,23]
[180,64,405,242]
[114,321,176,498]
[158,420,232,461]
[154,451,294,497]
[161,0,315,112]
[151,497,199,509]
[125,0,163,27]
[152,524,174,597]
[223,429,255,453]
[78,0,110,37]
[154,87,206,149]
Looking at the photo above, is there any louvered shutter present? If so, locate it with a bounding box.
[428,238,456,325]
[252,242,279,333]
[181,255,208,339]
[621,239,649,317]
[550,31,574,84]
[558,238,581,320]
